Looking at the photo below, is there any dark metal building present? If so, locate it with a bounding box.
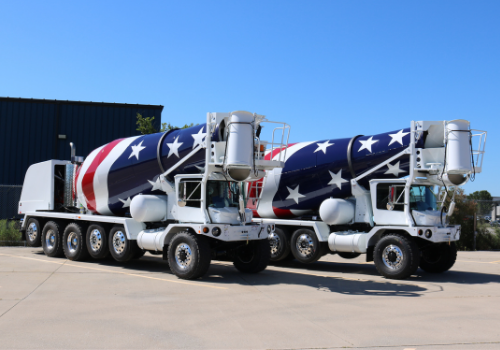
[0,97,163,219]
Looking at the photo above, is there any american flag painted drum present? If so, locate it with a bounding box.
[76,124,422,219]
[76,124,212,216]
[247,127,424,219]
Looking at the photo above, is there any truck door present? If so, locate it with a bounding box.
[176,180,204,223]
[371,182,407,226]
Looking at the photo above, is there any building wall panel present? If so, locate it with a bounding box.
[0,98,163,218]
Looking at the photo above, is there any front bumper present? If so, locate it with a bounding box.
[198,223,270,242]
[410,225,461,243]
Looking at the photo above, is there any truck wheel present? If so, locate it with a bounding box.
[337,252,361,259]
[167,232,211,280]
[290,228,322,264]
[86,224,109,259]
[269,227,291,261]
[109,225,137,262]
[42,221,64,257]
[419,242,457,273]
[374,234,420,279]
[233,239,271,273]
[62,222,89,261]
[26,218,42,247]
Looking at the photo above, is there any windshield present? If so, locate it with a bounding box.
[410,186,437,211]
[207,181,245,209]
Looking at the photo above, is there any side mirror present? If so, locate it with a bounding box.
[178,198,186,207]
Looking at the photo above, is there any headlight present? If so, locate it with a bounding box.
[267,225,272,233]
[425,229,432,239]
[212,227,221,237]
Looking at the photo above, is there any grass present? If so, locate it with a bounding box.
[0,219,23,246]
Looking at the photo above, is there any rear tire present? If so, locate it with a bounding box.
[63,222,89,261]
[374,234,420,279]
[42,221,64,257]
[269,227,291,261]
[419,242,457,273]
[108,225,137,262]
[233,239,270,273]
[86,224,109,259]
[290,228,322,264]
[26,218,42,247]
[168,232,211,280]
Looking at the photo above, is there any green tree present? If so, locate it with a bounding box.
[443,188,500,250]
[444,188,477,250]
[136,113,158,135]
[136,113,197,135]
[0,220,22,246]
[468,190,494,217]
[160,122,195,132]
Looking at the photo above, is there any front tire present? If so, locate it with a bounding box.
[269,227,291,261]
[63,222,89,261]
[167,232,211,280]
[26,218,42,247]
[290,228,322,264]
[42,221,64,257]
[374,234,420,279]
[419,242,457,273]
[108,225,137,262]
[233,239,270,273]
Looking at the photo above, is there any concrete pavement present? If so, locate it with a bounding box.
[0,247,499,349]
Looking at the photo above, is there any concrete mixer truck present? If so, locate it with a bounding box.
[18,111,290,280]
[248,120,487,279]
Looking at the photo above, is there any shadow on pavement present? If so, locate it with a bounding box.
[271,258,500,285]
[30,250,500,297]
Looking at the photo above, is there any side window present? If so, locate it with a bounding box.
[376,183,404,212]
[178,181,202,208]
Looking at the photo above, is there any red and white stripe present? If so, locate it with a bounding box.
[77,136,140,214]
[254,141,315,219]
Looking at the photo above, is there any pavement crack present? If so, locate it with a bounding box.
[0,260,67,319]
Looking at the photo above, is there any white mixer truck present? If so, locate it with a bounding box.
[19,111,290,280]
[249,120,487,279]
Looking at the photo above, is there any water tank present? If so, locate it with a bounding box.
[319,198,355,225]
[130,195,168,222]
[446,119,471,174]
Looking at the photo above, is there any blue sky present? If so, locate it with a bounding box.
[1,1,499,194]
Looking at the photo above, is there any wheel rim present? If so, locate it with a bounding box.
[175,243,192,270]
[89,229,103,252]
[296,233,315,258]
[382,244,404,269]
[67,232,79,254]
[27,222,37,242]
[112,230,126,254]
[269,232,281,258]
[46,229,56,250]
